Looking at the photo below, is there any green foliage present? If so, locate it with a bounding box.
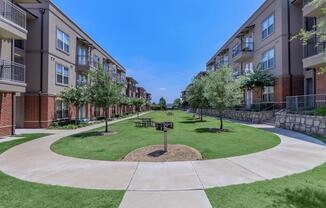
[186,77,209,110]
[159,97,167,110]
[89,65,123,132]
[204,66,243,129]
[172,98,182,109]
[241,67,275,90]
[314,106,326,116]
[59,85,89,107]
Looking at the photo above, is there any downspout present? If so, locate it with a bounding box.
[39,8,45,128]
[287,0,293,97]
[11,39,15,135]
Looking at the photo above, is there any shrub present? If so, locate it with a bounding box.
[314,107,326,116]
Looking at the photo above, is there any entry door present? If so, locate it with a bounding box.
[245,90,253,109]
[79,105,87,119]
[306,78,314,109]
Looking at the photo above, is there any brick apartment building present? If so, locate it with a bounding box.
[206,0,325,108]
[0,0,149,136]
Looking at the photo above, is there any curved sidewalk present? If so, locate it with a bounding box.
[0,121,325,191]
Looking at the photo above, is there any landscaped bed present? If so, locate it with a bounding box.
[51,110,281,161]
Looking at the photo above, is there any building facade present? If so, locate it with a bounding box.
[206,0,310,108]
[0,0,150,136]
[0,0,39,136]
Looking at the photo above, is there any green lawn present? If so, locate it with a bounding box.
[206,162,326,208]
[51,111,280,161]
[0,133,124,208]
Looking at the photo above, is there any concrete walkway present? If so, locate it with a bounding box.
[0,118,326,208]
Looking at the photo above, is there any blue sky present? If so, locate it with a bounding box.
[52,0,265,103]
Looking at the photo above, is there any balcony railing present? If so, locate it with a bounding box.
[232,42,254,58]
[303,0,314,6]
[286,94,326,113]
[0,60,25,83]
[0,0,26,29]
[304,37,326,58]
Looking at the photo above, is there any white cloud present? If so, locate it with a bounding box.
[159,87,167,91]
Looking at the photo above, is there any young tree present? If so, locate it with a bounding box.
[131,98,145,118]
[89,66,123,133]
[204,66,242,130]
[186,77,209,121]
[59,85,89,125]
[241,66,275,102]
[172,98,182,109]
[118,96,130,116]
[159,97,167,110]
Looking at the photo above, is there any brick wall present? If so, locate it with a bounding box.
[316,69,326,95]
[24,94,56,128]
[0,92,14,137]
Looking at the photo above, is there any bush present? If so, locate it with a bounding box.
[314,107,326,116]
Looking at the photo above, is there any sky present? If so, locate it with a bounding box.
[52,0,265,103]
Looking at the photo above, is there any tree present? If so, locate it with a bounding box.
[204,66,242,130]
[131,98,145,118]
[241,65,275,102]
[118,96,130,116]
[89,66,123,133]
[291,0,326,73]
[186,77,209,121]
[159,97,167,110]
[172,98,182,109]
[59,85,89,125]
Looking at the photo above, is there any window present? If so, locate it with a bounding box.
[244,62,254,73]
[245,33,254,51]
[92,54,100,67]
[94,106,101,118]
[77,46,87,65]
[15,40,24,49]
[262,14,274,39]
[263,86,274,102]
[76,73,87,86]
[56,100,69,120]
[56,63,69,85]
[223,55,229,65]
[57,29,70,53]
[232,44,240,58]
[261,48,275,70]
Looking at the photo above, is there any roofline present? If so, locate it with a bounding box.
[47,0,127,72]
[206,0,274,66]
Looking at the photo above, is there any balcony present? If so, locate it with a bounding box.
[0,0,27,39]
[76,55,97,72]
[232,42,254,63]
[303,37,326,68]
[303,0,326,17]
[0,60,26,92]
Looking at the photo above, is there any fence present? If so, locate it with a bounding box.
[0,60,25,82]
[0,0,26,29]
[286,94,326,113]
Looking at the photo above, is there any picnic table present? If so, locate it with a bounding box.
[135,118,154,128]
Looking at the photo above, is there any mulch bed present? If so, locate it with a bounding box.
[121,144,203,162]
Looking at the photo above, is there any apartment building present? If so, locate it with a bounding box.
[207,0,306,108]
[0,0,39,136]
[126,76,138,98]
[296,0,326,95]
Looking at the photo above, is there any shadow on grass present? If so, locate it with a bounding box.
[180,120,207,124]
[267,188,326,208]
[71,131,106,138]
[194,128,233,134]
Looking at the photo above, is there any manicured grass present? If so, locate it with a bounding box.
[51,110,280,161]
[0,133,124,208]
[206,162,326,208]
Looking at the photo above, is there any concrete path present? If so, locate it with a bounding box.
[0,118,326,207]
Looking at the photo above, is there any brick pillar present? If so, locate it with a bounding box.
[0,92,14,137]
[316,68,326,94]
[24,94,56,128]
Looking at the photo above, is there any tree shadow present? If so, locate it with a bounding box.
[71,131,115,138]
[194,128,232,133]
[267,188,326,208]
[180,120,207,124]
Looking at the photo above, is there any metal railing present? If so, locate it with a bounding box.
[0,0,26,29]
[234,101,286,112]
[0,60,25,82]
[303,0,315,6]
[232,42,254,58]
[304,37,326,58]
[286,94,326,113]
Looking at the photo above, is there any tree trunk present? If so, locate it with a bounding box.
[75,105,79,125]
[219,114,223,130]
[105,107,109,133]
[200,108,203,122]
